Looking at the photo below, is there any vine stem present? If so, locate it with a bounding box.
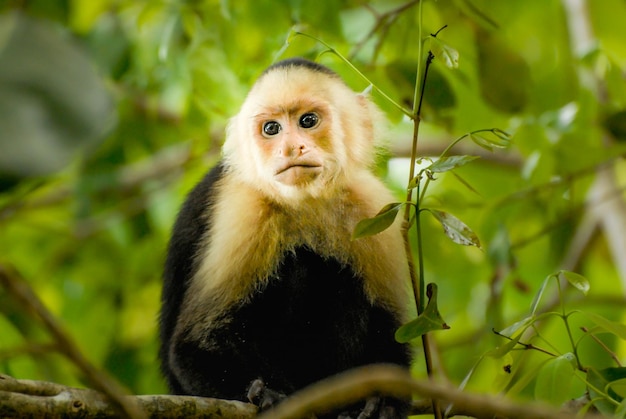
[556,276,584,371]
[401,2,443,417]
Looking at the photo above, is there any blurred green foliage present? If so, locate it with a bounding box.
[1,0,626,410]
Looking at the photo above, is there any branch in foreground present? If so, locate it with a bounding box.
[0,374,257,418]
[259,364,591,419]
[1,365,602,419]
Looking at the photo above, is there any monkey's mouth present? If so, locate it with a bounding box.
[275,162,322,185]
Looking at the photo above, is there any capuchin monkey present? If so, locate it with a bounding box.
[159,57,412,418]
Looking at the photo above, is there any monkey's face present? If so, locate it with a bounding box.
[223,64,380,203]
[252,101,336,189]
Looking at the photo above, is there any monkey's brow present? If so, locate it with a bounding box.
[253,102,325,120]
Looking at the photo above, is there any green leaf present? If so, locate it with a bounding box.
[585,312,626,340]
[559,270,590,295]
[530,275,553,316]
[427,210,481,248]
[395,283,449,343]
[497,316,535,339]
[610,378,626,399]
[352,203,403,240]
[486,333,521,358]
[588,367,626,415]
[429,37,459,69]
[469,132,510,152]
[534,353,577,405]
[427,155,480,173]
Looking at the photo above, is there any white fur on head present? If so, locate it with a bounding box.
[222,60,387,203]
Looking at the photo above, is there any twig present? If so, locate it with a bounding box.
[492,328,558,357]
[580,326,623,367]
[0,264,144,418]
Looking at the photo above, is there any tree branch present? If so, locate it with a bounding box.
[2,365,600,419]
[0,374,257,418]
[259,364,588,419]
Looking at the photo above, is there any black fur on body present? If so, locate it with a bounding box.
[159,58,412,418]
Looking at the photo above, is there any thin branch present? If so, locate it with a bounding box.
[580,326,623,367]
[0,264,144,419]
[492,328,558,358]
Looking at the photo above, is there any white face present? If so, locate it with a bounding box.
[253,102,332,188]
[223,65,377,203]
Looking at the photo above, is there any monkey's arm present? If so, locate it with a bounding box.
[159,163,226,394]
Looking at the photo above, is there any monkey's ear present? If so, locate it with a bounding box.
[355,89,389,154]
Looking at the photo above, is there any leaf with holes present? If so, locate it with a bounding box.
[427,155,480,173]
[428,210,481,248]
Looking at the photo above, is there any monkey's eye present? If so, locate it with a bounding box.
[262,121,282,137]
[299,113,319,129]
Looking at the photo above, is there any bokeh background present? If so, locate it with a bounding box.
[1,0,625,407]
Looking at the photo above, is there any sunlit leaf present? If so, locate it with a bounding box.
[352,202,403,240]
[559,270,590,295]
[430,37,459,69]
[534,353,577,405]
[427,155,479,173]
[498,316,535,338]
[427,210,481,248]
[395,283,450,343]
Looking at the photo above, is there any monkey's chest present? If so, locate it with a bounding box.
[242,246,368,327]
[225,246,373,369]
